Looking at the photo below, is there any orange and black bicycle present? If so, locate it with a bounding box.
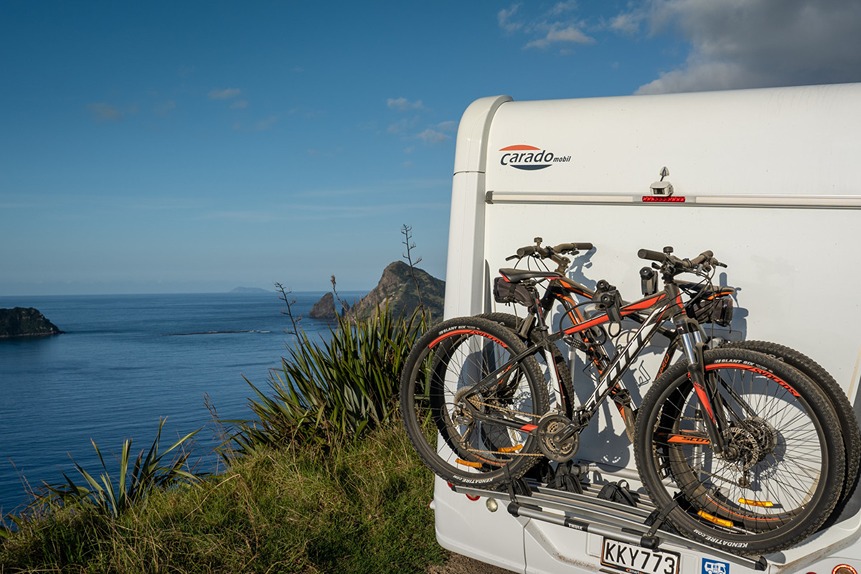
[399,240,856,555]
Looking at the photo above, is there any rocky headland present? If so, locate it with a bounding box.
[347,261,445,322]
[0,307,63,339]
[309,261,445,322]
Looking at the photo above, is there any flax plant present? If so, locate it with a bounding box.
[233,306,423,453]
[37,418,200,518]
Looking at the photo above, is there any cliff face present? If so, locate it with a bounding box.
[348,261,445,322]
[0,307,63,339]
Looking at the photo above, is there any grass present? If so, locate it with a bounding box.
[1,301,446,573]
[0,422,446,573]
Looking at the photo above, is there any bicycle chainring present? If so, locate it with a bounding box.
[537,413,580,462]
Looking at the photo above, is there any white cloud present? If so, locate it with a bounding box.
[616,0,861,94]
[608,11,644,34]
[233,115,279,132]
[208,88,242,100]
[387,116,419,135]
[87,102,124,122]
[416,121,457,144]
[498,4,523,32]
[525,24,595,49]
[417,129,448,144]
[499,2,595,50]
[387,97,425,111]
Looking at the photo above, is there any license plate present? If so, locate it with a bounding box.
[601,538,680,574]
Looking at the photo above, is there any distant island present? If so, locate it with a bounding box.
[0,307,63,339]
[229,287,271,294]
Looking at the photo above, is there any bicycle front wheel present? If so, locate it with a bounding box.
[400,317,549,487]
[634,348,844,555]
[723,339,861,512]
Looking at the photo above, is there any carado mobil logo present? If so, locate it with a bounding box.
[499,145,570,170]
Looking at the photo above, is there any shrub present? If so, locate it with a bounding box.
[35,418,200,519]
[232,306,423,453]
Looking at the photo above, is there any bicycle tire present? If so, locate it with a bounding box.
[478,312,576,417]
[400,316,550,487]
[724,340,861,512]
[634,348,845,555]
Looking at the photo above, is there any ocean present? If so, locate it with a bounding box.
[0,291,360,516]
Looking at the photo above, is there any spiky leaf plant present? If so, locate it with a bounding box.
[37,418,200,518]
[232,306,423,454]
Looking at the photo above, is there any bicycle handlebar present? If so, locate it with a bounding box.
[513,242,594,259]
[637,247,724,273]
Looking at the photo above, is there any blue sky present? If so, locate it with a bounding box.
[3,1,860,295]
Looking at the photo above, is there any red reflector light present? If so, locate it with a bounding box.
[642,196,686,203]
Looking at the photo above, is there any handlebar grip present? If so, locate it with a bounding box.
[516,246,538,258]
[637,249,667,262]
[554,242,594,252]
[689,250,715,266]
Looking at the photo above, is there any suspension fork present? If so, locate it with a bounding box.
[673,315,728,454]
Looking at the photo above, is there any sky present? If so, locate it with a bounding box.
[2,0,861,295]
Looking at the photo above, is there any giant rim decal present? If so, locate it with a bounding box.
[428,329,508,349]
[705,362,800,397]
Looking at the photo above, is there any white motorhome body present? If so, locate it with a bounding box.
[436,83,861,574]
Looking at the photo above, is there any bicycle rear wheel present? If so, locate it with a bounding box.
[634,348,844,555]
[400,317,549,487]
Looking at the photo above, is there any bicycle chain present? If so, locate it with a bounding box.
[459,396,547,458]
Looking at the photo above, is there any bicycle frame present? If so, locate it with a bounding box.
[465,273,732,454]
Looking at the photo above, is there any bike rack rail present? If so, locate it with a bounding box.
[450,478,769,571]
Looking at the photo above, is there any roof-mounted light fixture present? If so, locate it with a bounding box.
[650,166,674,196]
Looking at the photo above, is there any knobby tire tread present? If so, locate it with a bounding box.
[634,348,845,555]
[399,316,549,487]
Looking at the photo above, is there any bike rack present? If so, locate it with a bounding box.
[450,477,769,571]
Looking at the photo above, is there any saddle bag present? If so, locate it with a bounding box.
[493,277,533,306]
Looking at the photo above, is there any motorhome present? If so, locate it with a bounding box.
[435,83,861,574]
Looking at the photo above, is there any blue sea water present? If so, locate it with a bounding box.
[0,291,360,516]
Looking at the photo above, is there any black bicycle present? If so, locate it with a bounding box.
[480,238,860,524]
[399,244,846,555]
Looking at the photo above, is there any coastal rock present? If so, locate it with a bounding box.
[0,307,63,339]
[348,261,445,322]
[309,292,339,319]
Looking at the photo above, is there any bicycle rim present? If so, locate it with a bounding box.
[400,318,548,486]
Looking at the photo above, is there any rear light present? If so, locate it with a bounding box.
[642,195,686,203]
